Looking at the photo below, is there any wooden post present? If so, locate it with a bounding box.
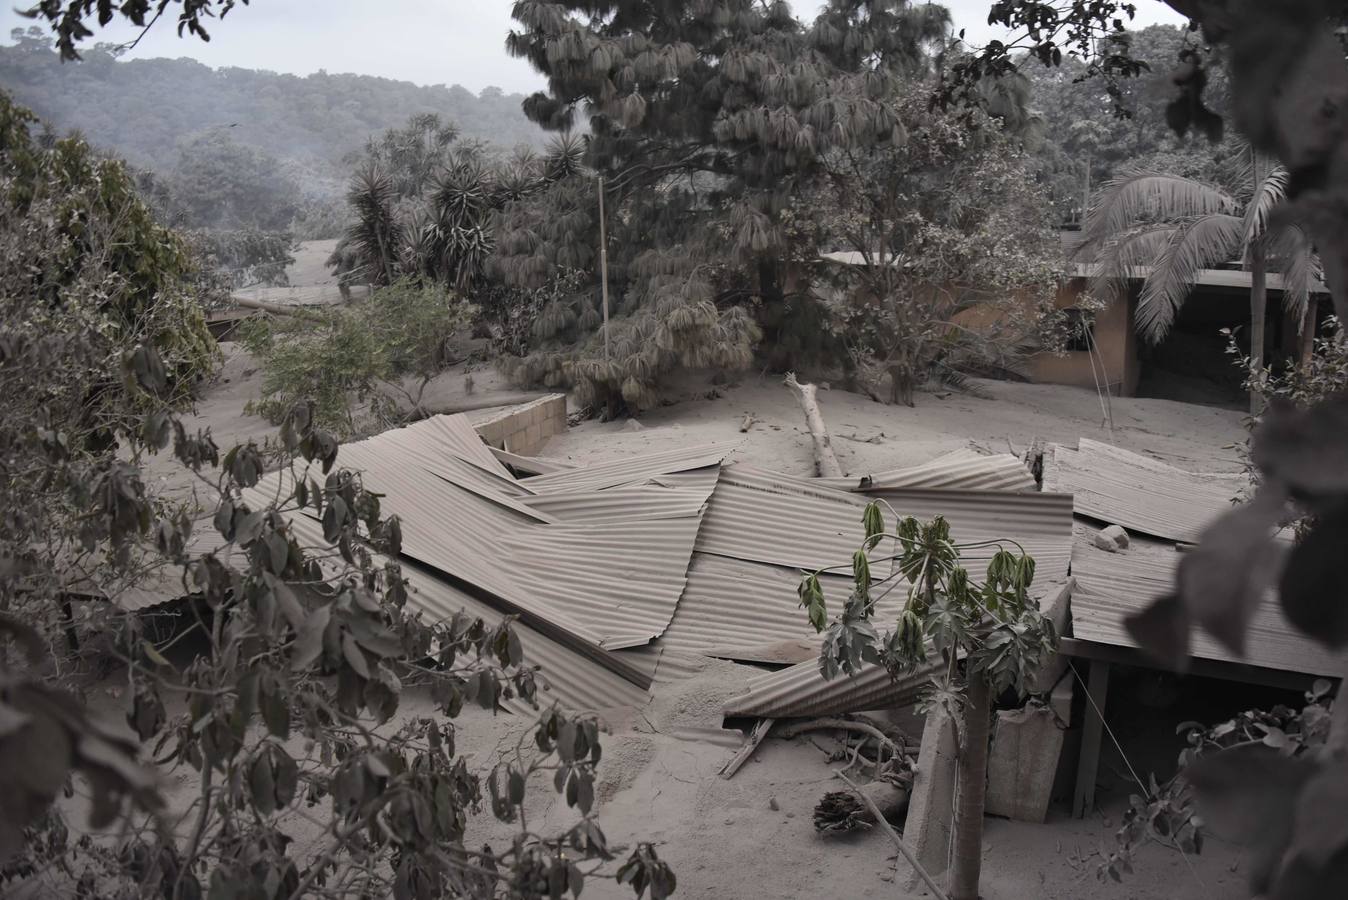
[1250,243,1268,414]
[598,175,611,362]
[1249,149,1268,414]
[1073,661,1110,818]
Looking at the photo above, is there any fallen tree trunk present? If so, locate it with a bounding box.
[232,296,330,323]
[784,372,843,477]
[815,779,910,834]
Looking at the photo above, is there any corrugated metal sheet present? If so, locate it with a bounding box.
[1070,525,1340,677]
[652,553,897,660]
[96,515,236,611]
[272,513,652,711]
[293,417,709,656]
[697,465,1073,587]
[524,442,739,494]
[507,514,706,650]
[398,561,650,713]
[338,440,548,522]
[819,448,1036,493]
[521,480,715,523]
[491,446,577,475]
[1046,439,1246,543]
[724,658,937,718]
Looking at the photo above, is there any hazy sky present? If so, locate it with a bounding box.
[1,0,1188,96]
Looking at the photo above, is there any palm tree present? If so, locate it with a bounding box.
[342,163,404,287]
[1080,152,1322,410]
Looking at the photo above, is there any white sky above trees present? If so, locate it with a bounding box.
[0,0,1188,96]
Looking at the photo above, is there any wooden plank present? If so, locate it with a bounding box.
[1073,661,1109,819]
[719,717,775,779]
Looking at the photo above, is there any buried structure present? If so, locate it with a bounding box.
[85,400,1339,893]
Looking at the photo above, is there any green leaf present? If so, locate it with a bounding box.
[852,549,870,593]
[140,639,171,668]
[862,501,884,541]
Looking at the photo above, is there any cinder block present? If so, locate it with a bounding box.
[985,705,1065,823]
[524,423,543,447]
[903,704,957,887]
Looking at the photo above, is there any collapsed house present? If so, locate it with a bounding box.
[97,398,1337,885]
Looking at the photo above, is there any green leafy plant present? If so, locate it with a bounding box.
[799,502,1056,900]
[241,280,475,438]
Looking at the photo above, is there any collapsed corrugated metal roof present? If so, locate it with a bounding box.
[1045,438,1246,543]
[819,448,1036,493]
[259,508,653,713]
[523,442,738,494]
[697,465,1072,586]
[104,407,1083,719]
[1070,524,1339,677]
[306,419,716,657]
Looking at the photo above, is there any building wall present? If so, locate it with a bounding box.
[1030,279,1139,396]
[472,394,568,457]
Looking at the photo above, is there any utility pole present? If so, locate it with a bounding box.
[598,175,611,362]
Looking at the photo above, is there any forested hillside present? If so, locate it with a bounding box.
[0,27,546,192]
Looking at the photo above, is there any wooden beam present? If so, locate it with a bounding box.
[1057,637,1332,692]
[1073,660,1109,819]
[719,717,775,779]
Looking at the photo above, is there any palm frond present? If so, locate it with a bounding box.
[1090,224,1180,303]
[1242,165,1289,249]
[1082,171,1239,252]
[1267,223,1323,326]
[1137,213,1245,343]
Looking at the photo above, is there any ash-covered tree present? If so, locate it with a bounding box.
[811,89,1063,405]
[330,114,584,292]
[498,0,952,413]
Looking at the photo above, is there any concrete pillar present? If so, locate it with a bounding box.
[902,703,957,889]
[985,704,1066,823]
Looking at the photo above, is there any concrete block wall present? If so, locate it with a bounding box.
[473,394,567,457]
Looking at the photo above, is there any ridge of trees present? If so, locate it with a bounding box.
[0,27,548,204]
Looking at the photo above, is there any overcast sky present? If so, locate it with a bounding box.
[1,0,1188,96]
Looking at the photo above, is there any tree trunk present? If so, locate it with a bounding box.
[948,675,992,900]
[1300,298,1318,369]
[888,364,916,407]
[784,372,843,477]
[1250,244,1268,414]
